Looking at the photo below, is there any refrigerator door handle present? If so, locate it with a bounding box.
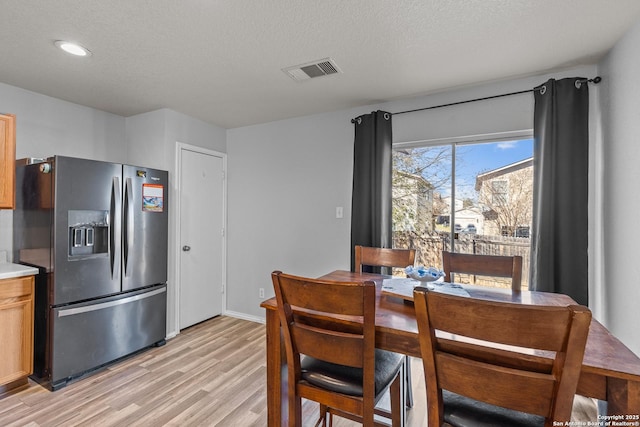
[123,177,134,277]
[110,176,122,279]
[57,287,167,317]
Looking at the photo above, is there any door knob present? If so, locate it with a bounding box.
[182,245,191,252]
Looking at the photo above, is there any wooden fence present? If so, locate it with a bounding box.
[393,231,531,289]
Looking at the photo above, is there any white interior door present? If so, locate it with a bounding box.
[179,147,225,329]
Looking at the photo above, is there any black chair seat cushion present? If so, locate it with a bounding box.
[443,390,545,427]
[300,349,404,397]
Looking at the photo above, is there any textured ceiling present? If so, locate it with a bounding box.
[1,1,640,129]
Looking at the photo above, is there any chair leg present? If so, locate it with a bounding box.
[405,355,413,408]
[317,404,328,427]
[290,395,302,427]
[390,372,402,427]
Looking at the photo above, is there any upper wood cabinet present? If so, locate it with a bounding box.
[0,113,16,209]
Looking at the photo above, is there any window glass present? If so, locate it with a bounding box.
[392,137,533,289]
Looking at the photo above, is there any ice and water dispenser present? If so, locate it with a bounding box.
[68,210,109,258]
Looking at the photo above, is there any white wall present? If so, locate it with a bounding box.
[0,82,126,258]
[126,108,226,337]
[126,108,226,168]
[227,110,358,320]
[125,110,168,170]
[598,18,640,356]
[226,65,599,322]
[0,83,127,162]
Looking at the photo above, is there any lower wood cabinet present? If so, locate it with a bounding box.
[0,276,34,393]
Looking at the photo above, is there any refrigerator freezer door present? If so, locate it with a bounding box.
[53,157,122,305]
[122,165,168,291]
[50,285,167,389]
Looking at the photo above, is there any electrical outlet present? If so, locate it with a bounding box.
[259,288,265,298]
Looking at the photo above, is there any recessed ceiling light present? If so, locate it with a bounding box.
[54,40,92,57]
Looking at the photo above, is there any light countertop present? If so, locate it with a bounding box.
[0,262,39,280]
[0,251,39,280]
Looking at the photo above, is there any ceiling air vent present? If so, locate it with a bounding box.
[283,58,341,82]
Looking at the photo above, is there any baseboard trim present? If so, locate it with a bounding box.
[224,310,265,324]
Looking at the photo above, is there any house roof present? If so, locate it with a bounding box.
[1,2,640,128]
[475,157,533,191]
[394,170,433,189]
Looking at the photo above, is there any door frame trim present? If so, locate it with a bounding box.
[174,142,227,334]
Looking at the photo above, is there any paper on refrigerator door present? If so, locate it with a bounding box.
[142,183,164,212]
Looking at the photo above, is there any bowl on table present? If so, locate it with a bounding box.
[405,265,444,283]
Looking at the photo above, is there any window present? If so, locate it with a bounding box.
[392,133,534,289]
[490,180,508,205]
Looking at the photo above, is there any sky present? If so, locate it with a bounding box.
[438,138,533,200]
[459,139,533,174]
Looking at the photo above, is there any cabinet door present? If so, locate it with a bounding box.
[0,276,34,385]
[0,113,16,209]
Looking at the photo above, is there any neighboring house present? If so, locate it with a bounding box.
[392,170,433,233]
[433,195,484,234]
[454,208,484,234]
[475,158,533,237]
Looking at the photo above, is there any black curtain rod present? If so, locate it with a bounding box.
[391,76,601,117]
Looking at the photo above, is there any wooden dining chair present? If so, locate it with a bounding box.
[413,286,591,427]
[353,245,417,408]
[441,251,523,291]
[271,271,404,427]
[354,245,416,275]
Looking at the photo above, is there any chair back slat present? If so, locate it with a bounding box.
[292,323,364,368]
[414,286,591,425]
[354,245,415,273]
[426,293,573,352]
[442,251,523,291]
[278,274,367,316]
[437,352,556,416]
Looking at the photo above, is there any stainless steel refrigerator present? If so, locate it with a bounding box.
[13,156,168,390]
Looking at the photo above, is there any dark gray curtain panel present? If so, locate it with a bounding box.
[350,111,393,272]
[531,78,589,305]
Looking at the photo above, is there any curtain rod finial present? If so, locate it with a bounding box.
[593,76,602,84]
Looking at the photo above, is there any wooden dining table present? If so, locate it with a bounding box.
[261,270,640,426]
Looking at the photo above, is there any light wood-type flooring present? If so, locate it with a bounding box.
[0,316,597,426]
